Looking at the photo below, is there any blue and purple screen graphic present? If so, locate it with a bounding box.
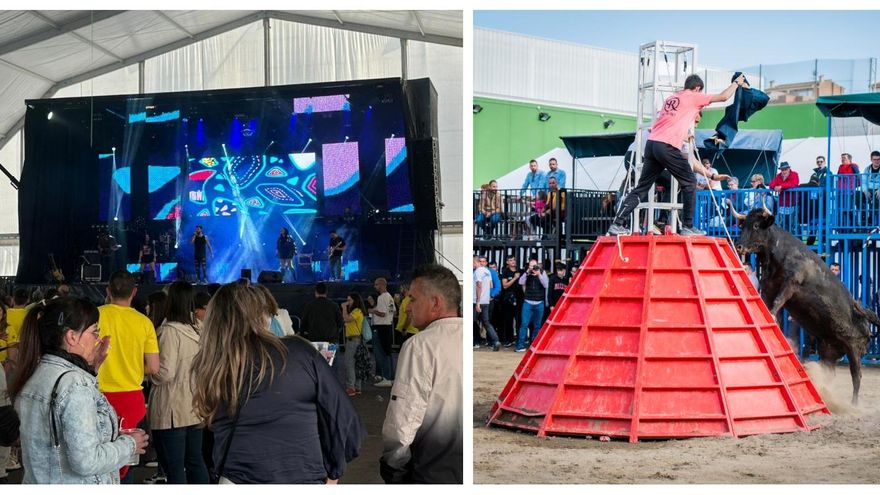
[293,94,350,114]
[184,154,318,219]
[384,137,413,213]
[322,142,361,216]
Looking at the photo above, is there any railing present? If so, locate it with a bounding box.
[694,171,880,244]
[694,186,826,250]
[472,188,615,241]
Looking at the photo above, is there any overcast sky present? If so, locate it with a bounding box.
[474,11,880,69]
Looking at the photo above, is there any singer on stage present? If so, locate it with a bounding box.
[138,233,158,283]
[191,225,213,284]
[277,227,297,283]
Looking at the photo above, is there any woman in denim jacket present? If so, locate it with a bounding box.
[8,297,149,484]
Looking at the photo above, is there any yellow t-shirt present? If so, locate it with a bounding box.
[344,308,364,338]
[0,324,9,362]
[6,307,28,344]
[97,304,159,393]
[396,296,419,335]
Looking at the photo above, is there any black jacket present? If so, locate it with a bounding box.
[211,338,365,483]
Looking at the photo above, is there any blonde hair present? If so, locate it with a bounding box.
[751,174,765,184]
[191,283,287,426]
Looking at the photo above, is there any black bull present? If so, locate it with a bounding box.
[731,202,880,405]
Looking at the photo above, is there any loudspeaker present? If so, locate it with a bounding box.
[81,264,101,282]
[258,271,283,284]
[404,78,438,140]
[410,137,441,230]
[240,269,252,281]
[82,250,101,265]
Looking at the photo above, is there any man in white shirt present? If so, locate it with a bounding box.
[380,264,462,484]
[473,256,499,351]
[370,277,397,387]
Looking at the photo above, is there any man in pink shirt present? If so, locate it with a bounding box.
[608,73,746,236]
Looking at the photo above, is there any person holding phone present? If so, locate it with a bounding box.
[515,260,549,352]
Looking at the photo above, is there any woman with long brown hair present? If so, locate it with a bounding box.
[10,297,148,483]
[190,283,364,484]
[149,281,209,484]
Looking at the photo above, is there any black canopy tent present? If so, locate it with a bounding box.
[560,129,783,191]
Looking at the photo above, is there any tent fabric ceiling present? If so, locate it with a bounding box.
[0,10,462,145]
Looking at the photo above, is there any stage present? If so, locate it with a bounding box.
[15,77,440,287]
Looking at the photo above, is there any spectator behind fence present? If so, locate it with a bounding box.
[768,162,799,228]
[148,281,209,485]
[546,157,566,189]
[809,156,828,187]
[9,297,148,484]
[97,270,160,481]
[191,283,365,484]
[746,174,776,212]
[380,264,462,484]
[837,153,861,191]
[520,159,546,196]
[476,180,503,239]
[863,151,880,221]
[696,159,722,191]
[836,153,861,226]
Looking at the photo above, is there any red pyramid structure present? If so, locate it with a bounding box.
[488,235,829,442]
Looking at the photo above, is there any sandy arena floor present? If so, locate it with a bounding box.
[473,349,880,484]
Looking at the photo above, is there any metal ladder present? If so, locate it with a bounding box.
[629,41,698,233]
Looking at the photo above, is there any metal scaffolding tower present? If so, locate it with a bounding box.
[630,41,697,233]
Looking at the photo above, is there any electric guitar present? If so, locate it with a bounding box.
[49,253,65,282]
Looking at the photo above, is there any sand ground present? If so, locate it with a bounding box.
[474,349,880,484]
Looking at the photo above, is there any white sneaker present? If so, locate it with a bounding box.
[375,379,394,388]
[5,453,21,471]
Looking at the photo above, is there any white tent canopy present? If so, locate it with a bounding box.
[0,10,463,276]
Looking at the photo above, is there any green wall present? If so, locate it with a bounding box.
[474,98,830,185]
[698,102,829,139]
[473,97,638,185]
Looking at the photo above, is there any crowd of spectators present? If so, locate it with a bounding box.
[0,264,463,485]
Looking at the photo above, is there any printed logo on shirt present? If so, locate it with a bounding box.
[664,96,680,113]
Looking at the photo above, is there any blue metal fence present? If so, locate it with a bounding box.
[694,171,880,363]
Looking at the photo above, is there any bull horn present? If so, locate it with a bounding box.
[761,196,772,218]
[727,199,746,220]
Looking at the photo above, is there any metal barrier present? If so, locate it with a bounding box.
[473,188,563,241]
[694,186,826,251]
[566,190,617,239]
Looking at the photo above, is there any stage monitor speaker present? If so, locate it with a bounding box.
[82,250,101,266]
[258,271,283,284]
[410,137,441,230]
[240,269,252,282]
[81,264,101,282]
[403,78,438,140]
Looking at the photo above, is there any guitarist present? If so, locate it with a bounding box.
[327,231,346,281]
